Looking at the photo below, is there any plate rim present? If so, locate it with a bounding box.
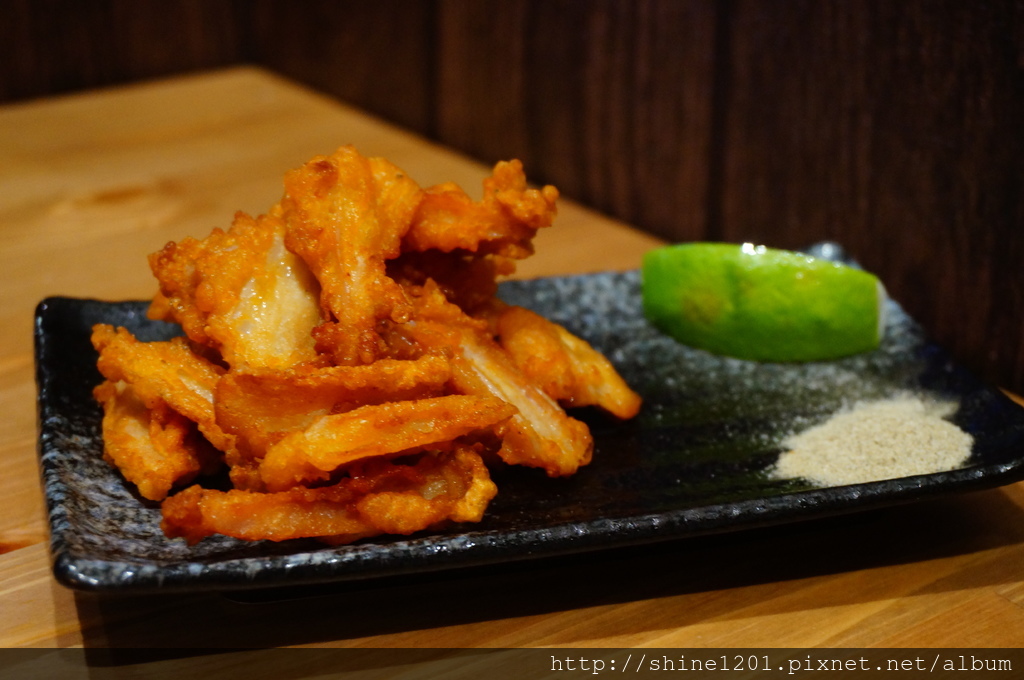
[33,272,1024,594]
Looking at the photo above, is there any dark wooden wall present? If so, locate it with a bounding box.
[4,0,1023,393]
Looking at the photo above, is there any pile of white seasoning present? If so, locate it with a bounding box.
[771,396,973,487]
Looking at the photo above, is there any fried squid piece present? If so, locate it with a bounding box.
[148,212,323,370]
[214,355,452,462]
[91,324,233,453]
[161,447,497,544]
[278,146,423,365]
[93,380,218,501]
[399,284,594,477]
[91,147,644,546]
[403,159,558,260]
[449,329,594,477]
[259,394,515,492]
[494,305,642,419]
[387,249,517,315]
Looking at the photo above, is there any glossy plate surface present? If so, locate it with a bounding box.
[34,245,1024,592]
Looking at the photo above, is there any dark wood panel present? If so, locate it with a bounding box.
[0,0,240,102]
[717,0,1024,390]
[1,0,434,132]
[2,0,1022,391]
[435,0,718,241]
[239,0,436,133]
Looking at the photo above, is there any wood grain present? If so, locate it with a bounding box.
[5,484,1024,648]
[716,0,1024,394]
[2,67,1024,651]
[0,64,658,567]
[3,0,1022,390]
[2,48,1024,655]
[0,0,239,101]
[240,0,436,133]
[436,0,718,243]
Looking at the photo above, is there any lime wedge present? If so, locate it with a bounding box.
[641,242,886,362]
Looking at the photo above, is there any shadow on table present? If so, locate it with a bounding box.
[71,485,1024,654]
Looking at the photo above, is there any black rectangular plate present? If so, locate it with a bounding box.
[34,244,1024,593]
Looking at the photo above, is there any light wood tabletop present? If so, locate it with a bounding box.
[2,67,1024,653]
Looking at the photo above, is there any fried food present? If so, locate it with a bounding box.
[258,394,516,492]
[494,304,643,419]
[148,212,323,370]
[91,146,641,544]
[278,147,420,365]
[387,249,516,315]
[93,380,218,501]
[214,355,452,462]
[394,283,595,476]
[162,447,496,544]
[92,324,234,453]
[403,159,557,259]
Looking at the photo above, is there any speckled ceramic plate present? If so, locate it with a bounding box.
[34,244,1024,593]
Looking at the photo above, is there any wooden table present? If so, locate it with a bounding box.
[3,67,1024,655]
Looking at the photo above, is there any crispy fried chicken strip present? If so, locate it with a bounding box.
[93,380,218,501]
[215,355,452,462]
[403,159,558,260]
[162,447,497,544]
[387,249,517,316]
[495,305,642,419]
[278,146,423,365]
[91,147,643,546]
[148,212,323,370]
[91,324,233,453]
[398,284,594,477]
[450,330,594,476]
[259,394,516,492]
